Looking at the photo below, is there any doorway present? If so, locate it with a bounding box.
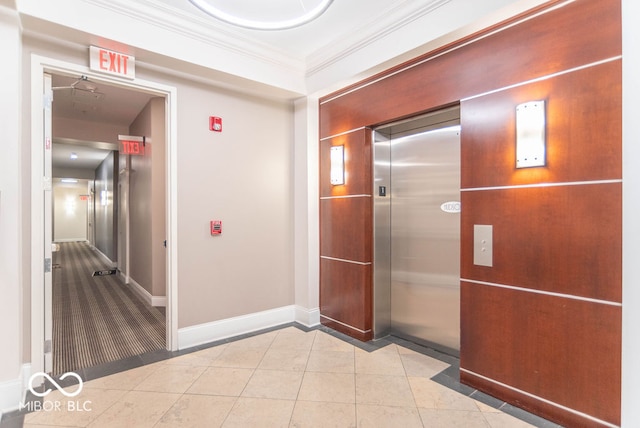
[50,73,165,376]
[31,55,178,378]
[373,106,461,356]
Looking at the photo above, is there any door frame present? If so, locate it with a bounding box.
[30,54,179,378]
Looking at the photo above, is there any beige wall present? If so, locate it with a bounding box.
[53,180,88,242]
[128,97,166,298]
[171,79,294,328]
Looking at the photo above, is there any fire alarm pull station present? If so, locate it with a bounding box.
[209,116,222,132]
[210,220,222,235]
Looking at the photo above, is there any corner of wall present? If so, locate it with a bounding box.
[0,364,31,416]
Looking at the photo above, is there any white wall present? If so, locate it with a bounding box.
[622,0,640,424]
[293,97,319,324]
[0,4,23,414]
[53,180,88,242]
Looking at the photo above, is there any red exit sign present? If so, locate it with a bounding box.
[120,140,145,156]
[90,46,135,79]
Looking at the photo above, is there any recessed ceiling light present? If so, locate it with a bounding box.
[60,178,78,183]
[70,152,78,160]
[188,0,333,30]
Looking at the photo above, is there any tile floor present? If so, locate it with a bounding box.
[11,325,558,427]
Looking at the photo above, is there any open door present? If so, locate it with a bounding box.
[43,73,53,373]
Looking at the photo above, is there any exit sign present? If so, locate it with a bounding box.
[118,135,145,156]
[90,46,135,79]
[121,140,145,156]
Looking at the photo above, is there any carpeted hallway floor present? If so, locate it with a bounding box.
[52,241,165,376]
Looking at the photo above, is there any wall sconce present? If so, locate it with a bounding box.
[330,145,345,185]
[516,100,546,168]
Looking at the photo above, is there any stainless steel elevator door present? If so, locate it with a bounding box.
[390,125,460,354]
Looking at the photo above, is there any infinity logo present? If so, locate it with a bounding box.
[28,372,84,398]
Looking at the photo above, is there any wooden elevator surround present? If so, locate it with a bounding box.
[318,0,621,426]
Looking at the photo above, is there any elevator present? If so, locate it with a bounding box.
[373,106,461,356]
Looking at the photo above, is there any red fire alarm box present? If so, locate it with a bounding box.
[209,116,222,132]
[210,220,222,235]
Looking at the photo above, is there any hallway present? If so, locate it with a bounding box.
[52,242,165,375]
[19,326,555,427]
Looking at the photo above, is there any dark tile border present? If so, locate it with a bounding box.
[1,321,562,428]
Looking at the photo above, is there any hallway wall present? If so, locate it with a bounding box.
[94,151,118,262]
[52,180,89,242]
[128,97,166,299]
[169,77,294,329]
[318,0,621,426]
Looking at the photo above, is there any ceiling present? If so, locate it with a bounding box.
[153,0,443,63]
[51,74,155,125]
[51,73,156,174]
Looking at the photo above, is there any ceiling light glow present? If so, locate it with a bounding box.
[188,0,333,30]
[70,152,78,160]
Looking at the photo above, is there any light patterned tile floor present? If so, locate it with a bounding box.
[19,326,545,427]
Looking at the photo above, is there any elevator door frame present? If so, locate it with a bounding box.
[373,105,461,356]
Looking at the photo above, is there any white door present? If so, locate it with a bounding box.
[43,73,54,373]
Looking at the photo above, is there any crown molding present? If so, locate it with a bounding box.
[306,0,451,77]
[83,0,305,74]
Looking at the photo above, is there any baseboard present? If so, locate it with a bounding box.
[178,305,299,349]
[177,304,322,350]
[295,305,320,327]
[0,364,30,416]
[129,277,166,307]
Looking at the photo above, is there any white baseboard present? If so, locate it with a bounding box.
[295,305,320,327]
[93,246,115,267]
[129,277,166,307]
[178,305,321,350]
[0,364,31,416]
[178,305,293,349]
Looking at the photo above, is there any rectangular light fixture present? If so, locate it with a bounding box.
[330,145,345,185]
[516,100,546,168]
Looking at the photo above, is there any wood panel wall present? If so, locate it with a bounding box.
[319,129,373,341]
[318,0,621,426]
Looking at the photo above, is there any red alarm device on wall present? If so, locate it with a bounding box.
[210,116,222,132]
[210,220,222,235]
